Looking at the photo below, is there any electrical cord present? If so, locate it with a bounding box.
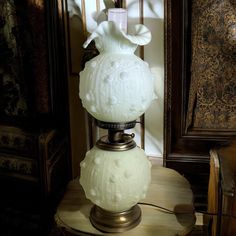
[138,202,236,219]
[138,202,176,214]
[196,210,236,219]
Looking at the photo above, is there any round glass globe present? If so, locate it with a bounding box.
[80,54,155,123]
[80,146,152,212]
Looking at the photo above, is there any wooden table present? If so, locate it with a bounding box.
[54,165,196,235]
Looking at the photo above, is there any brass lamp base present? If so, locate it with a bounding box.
[90,205,141,233]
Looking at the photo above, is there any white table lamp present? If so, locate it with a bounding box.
[79,8,155,233]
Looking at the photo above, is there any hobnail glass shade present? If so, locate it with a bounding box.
[79,21,156,123]
[80,146,152,212]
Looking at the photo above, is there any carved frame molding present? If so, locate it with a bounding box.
[164,0,234,168]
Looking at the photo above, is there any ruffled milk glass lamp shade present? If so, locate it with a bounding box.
[78,12,155,233]
[79,21,155,123]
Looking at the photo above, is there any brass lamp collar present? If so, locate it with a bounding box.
[96,133,136,151]
[95,120,137,151]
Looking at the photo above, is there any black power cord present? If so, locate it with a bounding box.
[138,202,236,219]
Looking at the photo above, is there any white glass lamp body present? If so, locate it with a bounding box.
[79,21,156,123]
[80,146,152,212]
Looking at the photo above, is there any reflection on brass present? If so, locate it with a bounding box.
[186,0,236,130]
[96,120,136,130]
[96,134,136,151]
[96,121,136,151]
[81,0,87,35]
[90,205,141,233]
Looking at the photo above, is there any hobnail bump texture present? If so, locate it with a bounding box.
[80,146,152,212]
[79,21,156,123]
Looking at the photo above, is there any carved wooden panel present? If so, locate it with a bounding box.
[0,0,69,128]
[0,0,71,234]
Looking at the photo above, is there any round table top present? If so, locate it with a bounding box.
[55,165,196,236]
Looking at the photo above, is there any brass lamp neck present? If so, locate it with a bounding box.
[95,120,137,151]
